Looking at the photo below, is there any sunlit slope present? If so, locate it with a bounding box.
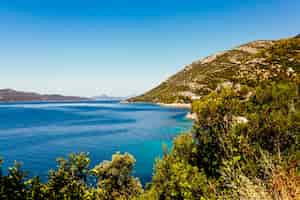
[129,36,300,103]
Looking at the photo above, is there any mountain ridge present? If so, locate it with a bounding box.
[0,89,90,102]
[129,35,299,103]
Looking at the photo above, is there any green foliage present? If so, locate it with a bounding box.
[0,153,142,200]
[146,79,299,199]
[25,176,45,200]
[45,153,90,199]
[242,82,299,154]
[258,38,300,72]
[0,161,28,200]
[91,153,143,200]
[142,134,216,199]
[148,157,210,200]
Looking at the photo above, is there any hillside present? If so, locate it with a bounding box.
[0,89,90,102]
[129,35,300,103]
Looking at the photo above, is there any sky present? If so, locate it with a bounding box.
[0,0,299,97]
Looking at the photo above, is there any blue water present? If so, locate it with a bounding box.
[0,101,192,183]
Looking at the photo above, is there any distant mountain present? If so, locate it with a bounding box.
[92,94,126,101]
[129,35,300,103]
[0,89,90,102]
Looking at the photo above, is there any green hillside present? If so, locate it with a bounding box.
[129,36,300,103]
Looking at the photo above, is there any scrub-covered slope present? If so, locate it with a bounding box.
[129,35,300,103]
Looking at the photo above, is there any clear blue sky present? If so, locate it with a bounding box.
[0,0,299,97]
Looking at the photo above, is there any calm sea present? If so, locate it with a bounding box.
[0,101,192,183]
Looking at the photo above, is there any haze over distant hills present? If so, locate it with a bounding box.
[92,94,126,101]
[0,89,90,102]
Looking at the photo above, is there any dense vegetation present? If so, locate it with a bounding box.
[1,36,299,199]
[0,153,143,200]
[142,80,299,199]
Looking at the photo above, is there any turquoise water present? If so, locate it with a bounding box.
[0,101,192,183]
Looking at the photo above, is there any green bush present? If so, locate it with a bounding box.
[0,153,142,200]
[91,153,143,200]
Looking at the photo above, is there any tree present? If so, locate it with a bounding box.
[91,152,143,200]
[0,161,28,200]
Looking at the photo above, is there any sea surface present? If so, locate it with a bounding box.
[0,101,192,183]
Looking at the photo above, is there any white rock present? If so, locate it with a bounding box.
[200,51,226,64]
[186,112,197,120]
[233,116,248,124]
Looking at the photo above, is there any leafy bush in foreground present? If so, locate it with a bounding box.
[0,153,142,200]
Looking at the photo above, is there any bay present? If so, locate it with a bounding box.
[0,101,192,183]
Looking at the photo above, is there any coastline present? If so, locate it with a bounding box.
[157,103,191,109]
[121,101,191,108]
[157,103,198,120]
[121,101,196,120]
[185,112,197,120]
